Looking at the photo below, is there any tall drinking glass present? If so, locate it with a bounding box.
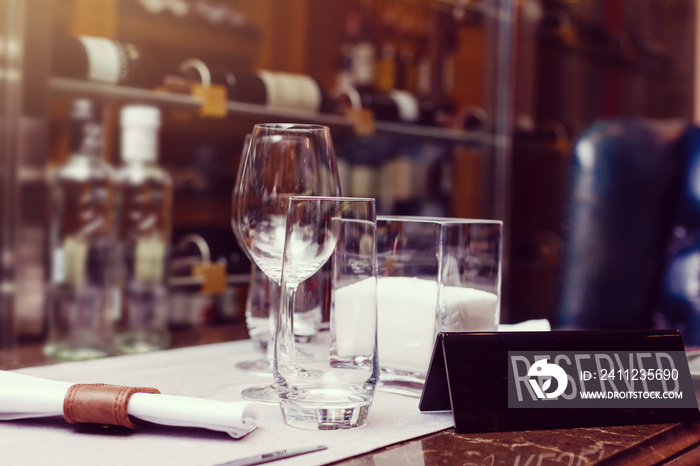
[232,124,341,402]
[275,196,378,430]
[376,216,502,395]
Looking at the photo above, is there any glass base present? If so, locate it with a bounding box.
[377,380,423,397]
[44,342,111,362]
[235,358,273,376]
[115,331,170,354]
[241,384,279,405]
[378,367,425,397]
[278,388,373,430]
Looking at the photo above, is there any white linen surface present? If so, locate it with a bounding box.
[0,340,453,466]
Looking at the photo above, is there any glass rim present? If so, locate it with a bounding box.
[377,215,503,226]
[289,195,375,203]
[253,123,330,133]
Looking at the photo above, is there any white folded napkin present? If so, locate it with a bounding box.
[0,371,259,439]
[497,318,552,332]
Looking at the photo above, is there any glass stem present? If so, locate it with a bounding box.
[265,278,279,363]
[277,282,299,367]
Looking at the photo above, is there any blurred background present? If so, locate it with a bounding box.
[0,0,697,345]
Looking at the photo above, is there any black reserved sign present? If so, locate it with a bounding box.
[418,331,699,434]
[508,350,695,409]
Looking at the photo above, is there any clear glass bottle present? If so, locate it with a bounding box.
[44,99,116,361]
[115,105,173,353]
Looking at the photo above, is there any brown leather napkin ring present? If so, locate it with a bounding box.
[63,383,161,429]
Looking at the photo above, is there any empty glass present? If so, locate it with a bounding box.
[376,216,502,394]
[232,124,341,402]
[233,133,277,374]
[275,196,378,430]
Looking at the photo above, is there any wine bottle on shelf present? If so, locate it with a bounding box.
[395,9,420,93]
[336,83,433,125]
[388,143,451,217]
[341,135,393,201]
[378,146,404,214]
[347,5,376,88]
[433,13,459,127]
[51,35,162,88]
[421,144,453,217]
[175,59,337,114]
[374,6,398,93]
[338,8,370,90]
[336,12,356,90]
[387,144,422,216]
[45,99,116,361]
[415,17,433,99]
[349,140,381,200]
[256,69,337,114]
[115,105,173,354]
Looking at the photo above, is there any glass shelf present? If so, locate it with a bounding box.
[49,77,494,148]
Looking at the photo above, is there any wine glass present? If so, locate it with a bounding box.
[232,134,279,375]
[232,123,341,402]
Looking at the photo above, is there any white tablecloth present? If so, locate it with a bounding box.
[0,340,453,466]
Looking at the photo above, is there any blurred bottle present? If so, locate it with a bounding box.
[347,5,376,89]
[415,14,433,97]
[414,17,437,126]
[374,5,398,93]
[244,69,336,114]
[349,137,382,200]
[115,105,173,353]
[395,9,419,93]
[45,99,116,361]
[379,145,411,214]
[337,9,363,90]
[419,144,452,217]
[336,83,432,125]
[432,13,458,127]
[173,59,336,114]
[388,144,423,216]
[381,142,452,217]
[51,35,161,88]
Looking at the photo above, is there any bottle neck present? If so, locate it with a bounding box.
[121,126,158,163]
[69,120,104,158]
[68,152,103,160]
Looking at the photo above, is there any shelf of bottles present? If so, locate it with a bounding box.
[45,0,515,226]
[0,0,516,341]
[539,5,675,76]
[49,77,492,147]
[46,0,514,148]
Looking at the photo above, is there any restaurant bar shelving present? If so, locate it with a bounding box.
[1,0,516,340]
